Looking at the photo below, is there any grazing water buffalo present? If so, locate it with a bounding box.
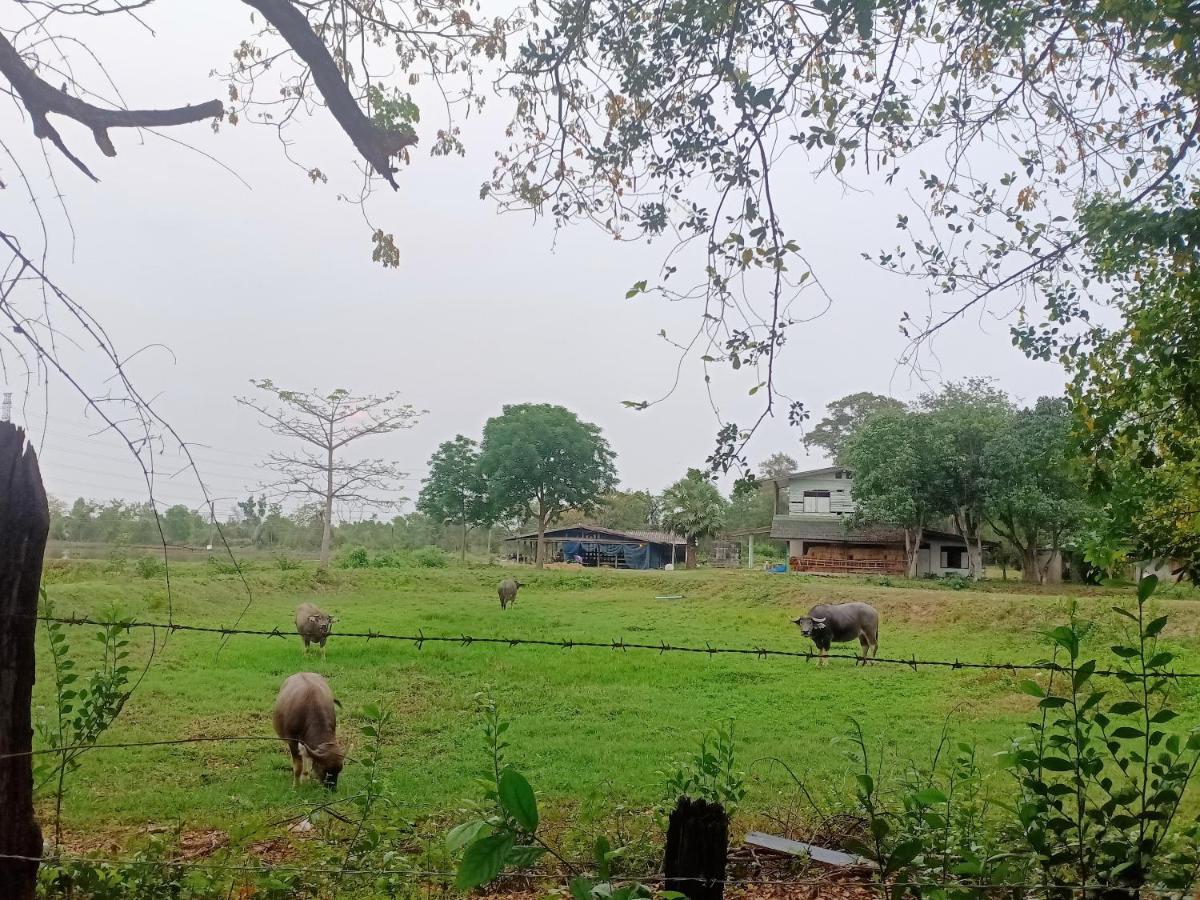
[793,601,879,666]
[498,579,524,609]
[272,672,344,789]
[295,602,335,656]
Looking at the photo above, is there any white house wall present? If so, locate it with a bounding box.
[786,472,856,517]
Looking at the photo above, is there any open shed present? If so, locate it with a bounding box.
[503,524,686,569]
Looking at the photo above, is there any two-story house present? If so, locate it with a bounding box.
[766,466,975,576]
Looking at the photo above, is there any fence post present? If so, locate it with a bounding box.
[0,423,48,899]
[663,797,728,900]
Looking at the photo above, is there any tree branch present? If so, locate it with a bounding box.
[0,31,221,180]
[241,0,418,189]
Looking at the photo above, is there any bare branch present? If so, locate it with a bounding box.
[0,31,220,179]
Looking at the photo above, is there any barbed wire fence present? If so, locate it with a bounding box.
[4,606,1200,896]
[11,612,1200,679]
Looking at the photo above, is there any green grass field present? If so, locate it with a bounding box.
[33,561,1200,856]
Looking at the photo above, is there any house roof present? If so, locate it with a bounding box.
[768,516,984,547]
[767,465,851,484]
[503,523,686,545]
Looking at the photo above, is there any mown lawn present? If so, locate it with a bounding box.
[33,561,1200,849]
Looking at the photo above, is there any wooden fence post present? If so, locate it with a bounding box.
[0,423,48,899]
[663,797,728,900]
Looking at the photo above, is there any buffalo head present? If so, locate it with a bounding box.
[792,615,828,637]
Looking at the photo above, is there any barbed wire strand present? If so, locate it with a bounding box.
[16,613,1200,680]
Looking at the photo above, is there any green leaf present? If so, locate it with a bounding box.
[447,819,492,853]
[456,832,515,890]
[1144,616,1169,638]
[594,836,612,880]
[1110,701,1144,715]
[1147,652,1175,668]
[1111,726,1145,739]
[506,845,545,867]
[1039,696,1068,709]
[1041,757,1075,771]
[914,788,947,806]
[570,878,595,900]
[886,839,922,874]
[1112,606,1138,621]
[1073,659,1096,691]
[834,150,846,173]
[1150,708,1178,724]
[1018,679,1045,698]
[499,768,538,832]
[1138,575,1159,603]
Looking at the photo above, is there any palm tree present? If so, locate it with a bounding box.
[660,470,727,569]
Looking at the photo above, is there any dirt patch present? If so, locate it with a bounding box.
[175,829,228,860]
[247,838,294,864]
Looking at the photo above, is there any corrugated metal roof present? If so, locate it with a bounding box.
[766,465,853,484]
[768,516,972,546]
[503,523,685,545]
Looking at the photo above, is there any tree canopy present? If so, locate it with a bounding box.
[417,436,491,562]
[478,403,617,568]
[6,1,1199,486]
[659,470,727,569]
[843,412,937,578]
[806,393,906,463]
[236,380,422,566]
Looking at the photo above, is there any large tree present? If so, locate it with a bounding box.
[805,393,906,464]
[843,412,938,578]
[417,436,490,563]
[757,453,799,482]
[237,380,422,567]
[983,398,1090,584]
[917,379,1014,578]
[659,470,727,570]
[478,404,617,569]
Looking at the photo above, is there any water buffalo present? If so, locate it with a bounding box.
[295,602,335,656]
[498,578,524,610]
[793,601,879,666]
[272,672,344,789]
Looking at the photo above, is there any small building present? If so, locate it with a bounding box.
[767,466,985,576]
[503,524,687,569]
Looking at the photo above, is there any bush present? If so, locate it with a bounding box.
[337,547,370,569]
[273,553,303,571]
[411,547,449,568]
[134,556,164,580]
[206,556,240,576]
[371,551,406,569]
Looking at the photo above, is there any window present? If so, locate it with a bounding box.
[803,490,831,514]
[940,547,965,569]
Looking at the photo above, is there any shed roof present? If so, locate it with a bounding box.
[503,523,686,545]
[768,516,974,546]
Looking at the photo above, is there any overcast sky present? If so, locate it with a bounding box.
[1,3,1069,520]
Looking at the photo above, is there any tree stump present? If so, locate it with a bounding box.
[664,797,728,900]
[0,423,48,900]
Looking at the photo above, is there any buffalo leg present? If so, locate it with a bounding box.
[819,648,827,667]
[858,635,870,665]
[287,741,303,786]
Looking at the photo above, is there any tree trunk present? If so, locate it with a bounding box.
[0,424,48,899]
[486,526,492,559]
[319,445,334,568]
[904,526,922,578]
[685,540,697,570]
[1022,545,1041,583]
[535,510,546,570]
[664,797,728,900]
[461,519,468,563]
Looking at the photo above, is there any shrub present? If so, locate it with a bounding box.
[411,547,449,568]
[206,556,240,576]
[134,556,164,580]
[338,547,370,569]
[273,553,302,571]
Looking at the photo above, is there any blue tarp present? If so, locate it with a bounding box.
[561,540,655,569]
